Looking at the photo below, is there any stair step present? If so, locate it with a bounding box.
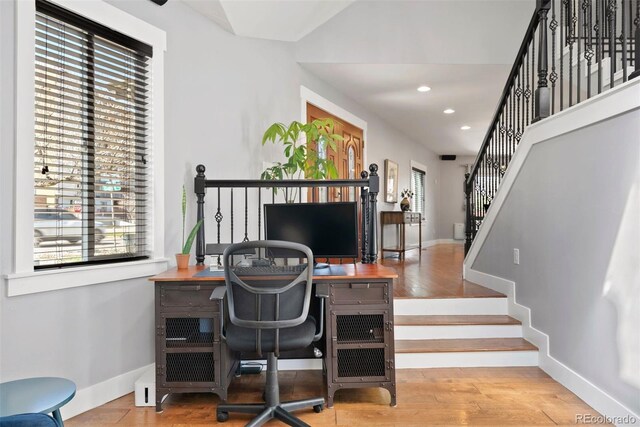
[394,315,520,326]
[394,297,507,315]
[395,338,537,353]
[394,338,539,368]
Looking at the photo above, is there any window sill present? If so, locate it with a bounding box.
[5,258,169,297]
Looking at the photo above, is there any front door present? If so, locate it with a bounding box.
[306,103,364,203]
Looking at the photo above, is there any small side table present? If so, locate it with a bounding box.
[380,211,422,259]
[0,377,76,426]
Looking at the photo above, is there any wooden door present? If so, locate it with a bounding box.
[306,103,364,203]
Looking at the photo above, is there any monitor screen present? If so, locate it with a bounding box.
[264,202,358,258]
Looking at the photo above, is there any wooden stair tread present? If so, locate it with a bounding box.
[394,315,521,326]
[395,338,538,353]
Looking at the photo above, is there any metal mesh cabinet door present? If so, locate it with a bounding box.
[330,309,392,383]
[157,312,221,388]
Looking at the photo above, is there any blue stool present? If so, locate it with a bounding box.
[0,413,60,427]
[0,378,75,426]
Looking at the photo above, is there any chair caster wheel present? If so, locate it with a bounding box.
[313,404,323,413]
[217,411,229,422]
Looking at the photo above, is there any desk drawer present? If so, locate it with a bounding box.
[330,282,389,305]
[160,284,219,309]
[403,212,421,223]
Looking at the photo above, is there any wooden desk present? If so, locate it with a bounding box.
[381,211,422,259]
[150,263,398,410]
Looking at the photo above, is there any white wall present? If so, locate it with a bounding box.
[0,0,440,397]
[437,156,475,240]
[295,0,534,65]
[471,104,640,415]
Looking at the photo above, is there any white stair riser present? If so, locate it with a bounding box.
[395,351,539,369]
[394,298,507,315]
[394,324,523,340]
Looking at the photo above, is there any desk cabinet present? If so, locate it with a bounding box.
[154,282,239,412]
[320,280,397,407]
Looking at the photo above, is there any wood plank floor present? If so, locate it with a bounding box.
[381,244,504,299]
[67,367,607,426]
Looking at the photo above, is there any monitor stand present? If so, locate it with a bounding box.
[314,262,330,270]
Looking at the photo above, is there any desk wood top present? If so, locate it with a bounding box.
[150,263,398,282]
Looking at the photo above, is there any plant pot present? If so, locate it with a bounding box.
[400,197,411,212]
[175,253,190,270]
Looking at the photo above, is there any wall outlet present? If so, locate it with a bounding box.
[513,248,520,265]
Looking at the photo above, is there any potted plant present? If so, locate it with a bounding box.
[400,189,414,212]
[176,185,204,269]
[260,119,342,201]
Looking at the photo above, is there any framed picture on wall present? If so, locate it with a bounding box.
[384,159,398,203]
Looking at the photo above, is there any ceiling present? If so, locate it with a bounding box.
[179,0,533,155]
[301,63,510,155]
[181,0,353,41]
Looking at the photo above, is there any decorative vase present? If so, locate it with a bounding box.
[400,197,411,212]
[175,253,190,270]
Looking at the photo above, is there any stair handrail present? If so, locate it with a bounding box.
[466,0,551,190]
[464,0,551,253]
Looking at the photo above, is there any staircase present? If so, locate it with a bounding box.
[464,0,639,253]
[393,296,538,369]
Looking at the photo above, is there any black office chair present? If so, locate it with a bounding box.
[215,240,325,427]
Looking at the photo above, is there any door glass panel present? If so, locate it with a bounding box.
[348,146,355,201]
[318,141,327,202]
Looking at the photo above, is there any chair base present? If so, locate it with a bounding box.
[217,397,325,427]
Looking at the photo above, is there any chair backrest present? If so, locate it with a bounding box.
[223,240,314,332]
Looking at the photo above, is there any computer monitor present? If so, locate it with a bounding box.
[264,202,358,261]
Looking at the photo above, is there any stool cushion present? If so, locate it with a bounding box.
[0,414,60,427]
[226,318,316,353]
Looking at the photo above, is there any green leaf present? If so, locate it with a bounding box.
[327,161,339,179]
[182,219,203,254]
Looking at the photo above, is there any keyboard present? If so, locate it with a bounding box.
[233,264,308,276]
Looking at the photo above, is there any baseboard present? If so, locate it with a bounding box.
[423,239,462,247]
[465,268,640,424]
[61,363,153,420]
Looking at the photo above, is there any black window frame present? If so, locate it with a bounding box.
[34,0,152,270]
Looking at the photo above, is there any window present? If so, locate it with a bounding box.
[411,167,426,218]
[34,0,151,268]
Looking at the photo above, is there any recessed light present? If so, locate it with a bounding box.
[417,86,431,93]
[461,125,471,130]
[443,108,455,114]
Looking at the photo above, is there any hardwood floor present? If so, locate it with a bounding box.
[67,367,606,426]
[381,244,504,299]
[66,244,605,426]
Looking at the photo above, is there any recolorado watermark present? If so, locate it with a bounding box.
[576,414,638,424]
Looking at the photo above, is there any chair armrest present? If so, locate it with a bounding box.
[210,286,227,340]
[210,286,227,300]
[313,298,324,342]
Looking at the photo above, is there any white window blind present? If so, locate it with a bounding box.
[411,167,425,217]
[34,0,152,268]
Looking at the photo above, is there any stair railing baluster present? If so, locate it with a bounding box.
[258,188,262,240]
[585,0,594,98]
[578,0,584,102]
[631,0,640,78]
[597,0,604,91]
[622,0,628,81]
[608,0,617,87]
[550,0,558,114]
[560,1,566,110]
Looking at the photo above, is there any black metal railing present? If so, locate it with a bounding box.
[465,0,639,254]
[194,163,380,265]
